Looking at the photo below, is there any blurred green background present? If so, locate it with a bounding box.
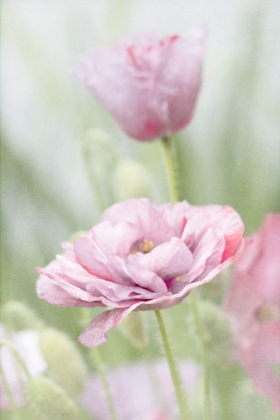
[1,1,280,419]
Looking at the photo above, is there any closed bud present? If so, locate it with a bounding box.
[83,128,118,206]
[198,300,234,366]
[113,159,153,201]
[68,231,87,243]
[27,376,80,420]
[1,301,43,332]
[39,328,88,396]
[119,311,148,348]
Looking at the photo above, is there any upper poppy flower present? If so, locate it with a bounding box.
[37,198,246,348]
[73,29,206,141]
[225,214,280,412]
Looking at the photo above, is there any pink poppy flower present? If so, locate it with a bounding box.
[0,325,47,410]
[37,198,246,348]
[73,29,206,141]
[80,358,199,419]
[225,214,280,412]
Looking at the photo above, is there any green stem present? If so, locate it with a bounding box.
[161,135,212,420]
[190,292,212,420]
[161,137,179,203]
[0,364,20,418]
[155,310,192,420]
[80,309,118,420]
[0,340,31,380]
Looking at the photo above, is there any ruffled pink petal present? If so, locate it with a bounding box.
[136,238,247,311]
[86,278,165,303]
[187,227,225,282]
[78,304,141,347]
[36,273,97,307]
[128,237,193,280]
[90,220,142,258]
[205,205,244,261]
[160,201,190,237]
[100,199,172,245]
[74,236,114,280]
[125,263,169,295]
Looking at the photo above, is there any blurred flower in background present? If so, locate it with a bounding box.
[0,326,47,409]
[225,214,280,412]
[80,358,199,419]
[74,28,205,141]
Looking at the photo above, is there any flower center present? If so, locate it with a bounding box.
[131,239,154,254]
[256,304,280,322]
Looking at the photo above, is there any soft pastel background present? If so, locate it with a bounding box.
[1,1,280,419]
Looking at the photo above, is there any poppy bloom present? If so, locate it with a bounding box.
[225,214,280,412]
[37,199,245,348]
[74,29,206,141]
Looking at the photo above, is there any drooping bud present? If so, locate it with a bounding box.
[112,159,153,201]
[118,311,148,348]
[27,376,80,420]
[39,328,88,396]
[1,301,43,332]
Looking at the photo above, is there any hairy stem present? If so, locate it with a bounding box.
[80,309,118,420]
[155,310,192,420]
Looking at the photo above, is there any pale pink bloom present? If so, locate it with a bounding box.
[74,29,206,141]
[225,214,280,412]
[0,325,47,410]
[37,198,246,348]
[80,358,198,419]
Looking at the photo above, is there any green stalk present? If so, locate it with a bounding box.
[155,310,191,420]
[161,137,179,203]
[0,340,32,420]
[161,136,212,420]
[0,364,20,419]
[80,309,118,420]
[190,292,212,420]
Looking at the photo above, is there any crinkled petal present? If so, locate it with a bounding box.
[128,237,193,280]
[78,304,141,347]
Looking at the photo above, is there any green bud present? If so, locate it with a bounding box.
[119,311,148,348]
[197,300,234,367]
[27,376,80,420]
[1,301,43,332]
[68,231,88,244]
[83,128,118,206]
[113,159,153,201]
[39,328,88,396]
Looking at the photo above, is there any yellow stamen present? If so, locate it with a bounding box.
[131,239,154,254]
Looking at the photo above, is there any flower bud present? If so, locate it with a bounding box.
[68,231,87,244]
[118,311,148,348]
[1,301,43,332]
[83,128,118,206]
[39,328,88,396]
[27,376,80,420]
[112,159,153,201]
[197,300,234,366]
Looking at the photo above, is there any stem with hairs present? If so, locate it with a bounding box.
[80,309,118,420]
[161,136,212,420]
